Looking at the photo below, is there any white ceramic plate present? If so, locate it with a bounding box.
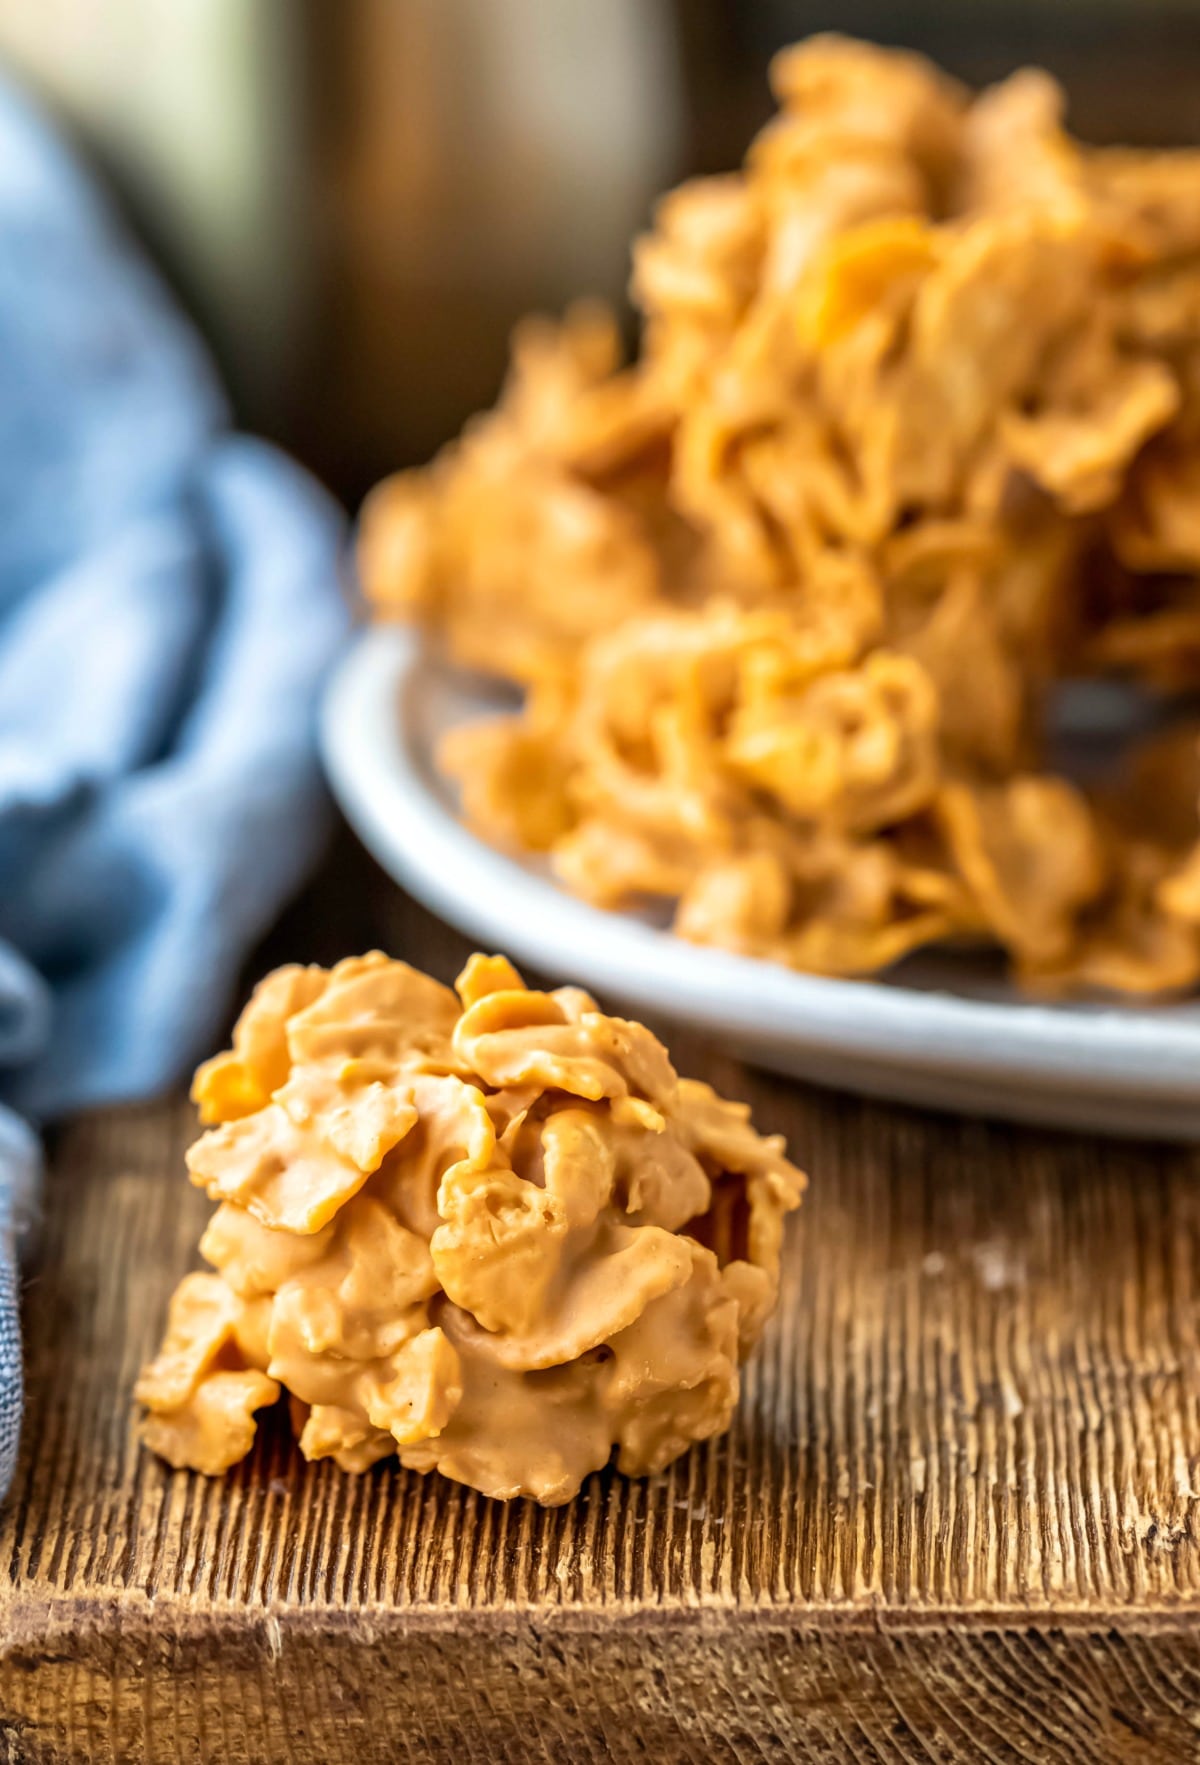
[321,626,1200,1138]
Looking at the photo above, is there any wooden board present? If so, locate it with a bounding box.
[4,844,1200,1763]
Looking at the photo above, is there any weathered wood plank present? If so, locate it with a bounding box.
[3,851,1200,1761]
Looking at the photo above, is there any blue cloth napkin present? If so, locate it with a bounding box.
[0,80,350,1494]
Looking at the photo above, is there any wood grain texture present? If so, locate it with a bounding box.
[3,846,1200,1762]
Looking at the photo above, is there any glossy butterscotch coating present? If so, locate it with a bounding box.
[360,36,1200,995]
[137,953,804,1503]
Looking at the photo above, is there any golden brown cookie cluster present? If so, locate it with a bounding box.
[137,953,804,1502]
[360,37,1200,993]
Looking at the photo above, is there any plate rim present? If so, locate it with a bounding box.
[320,624,1200,1110]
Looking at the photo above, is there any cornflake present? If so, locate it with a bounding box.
[360,36,1200,996]
[137,954,805,1504]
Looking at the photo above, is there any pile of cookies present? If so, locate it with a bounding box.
[361,37,1200,992]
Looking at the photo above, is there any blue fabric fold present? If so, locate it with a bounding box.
[0,77,350,1495]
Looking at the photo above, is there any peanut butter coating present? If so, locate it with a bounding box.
[136,952,804,1503]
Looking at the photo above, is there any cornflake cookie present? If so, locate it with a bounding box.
[137,953,805,1503]
[360,36,1200,995]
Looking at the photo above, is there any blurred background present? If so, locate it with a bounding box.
[3,0,1198,510]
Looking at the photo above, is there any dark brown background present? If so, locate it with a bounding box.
[4,0,1200,509]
